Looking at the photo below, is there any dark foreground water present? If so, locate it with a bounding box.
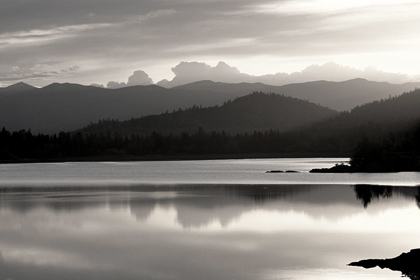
[1,159,420,280]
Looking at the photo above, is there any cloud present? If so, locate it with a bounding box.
[135,9,176,22]
[0,7,175,50]
[254,62,412,85]
[168,62,211,86]
[0,63,80,83]
[105,70,153,88]
[90,83,104,88]
[0,24,111,48]
[127,70,153,86]
[106,81,127,89]
[157,61,415,87]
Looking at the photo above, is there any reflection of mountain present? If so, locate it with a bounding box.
[1,184,419,229]
[0,190,130,213]
[129,198,156,221]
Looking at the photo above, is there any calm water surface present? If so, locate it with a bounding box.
[1,158,420,186]
[1,158,419,280]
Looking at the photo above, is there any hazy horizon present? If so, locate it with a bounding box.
[1,61,419,89]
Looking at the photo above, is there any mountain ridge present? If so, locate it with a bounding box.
[174,78,420,111]
[1,78,419,134]
[0,82,38,95]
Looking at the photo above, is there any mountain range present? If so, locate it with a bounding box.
[1,78,420,134]
[2,89,420,160]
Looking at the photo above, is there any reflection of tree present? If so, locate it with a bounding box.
[416,188,420,210]
[353,185,393,208]
[353,185,420,208]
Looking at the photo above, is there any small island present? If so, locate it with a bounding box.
[349,249,420,279]
[266,170,300,173]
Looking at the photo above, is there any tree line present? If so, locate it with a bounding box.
[349,121,420,171]
[1,121,419,171]
[0,126,346,161]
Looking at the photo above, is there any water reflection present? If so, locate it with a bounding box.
[1,184,420,280]
[353,185,420,208]
[2,185,420,226]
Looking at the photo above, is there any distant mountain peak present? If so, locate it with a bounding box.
[114,84,166,90]
[42,82,90,91]
[344,78,369,83]
[4,82,36,92]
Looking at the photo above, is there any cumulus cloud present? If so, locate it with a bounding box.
[90,83,104,88]
[106,81,127,89]
[105,70,153,89]
[258,62,412,85]
[157,61,415,88]
[168,62,211,86]
[156,79,170,88]
[127,70,153,86]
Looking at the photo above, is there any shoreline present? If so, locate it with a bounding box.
[310,163,420,173]
[0,152,350,164]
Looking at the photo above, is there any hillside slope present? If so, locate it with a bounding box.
[0,83,238,134]
[78,92,339,136]
[286,89,420,153]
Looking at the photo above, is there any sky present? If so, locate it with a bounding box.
[1,0,420,87]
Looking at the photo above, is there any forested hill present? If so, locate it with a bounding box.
[76,89,420,154]
[286,89,420,153]
[77,92,338,136]
[2,90,420,161]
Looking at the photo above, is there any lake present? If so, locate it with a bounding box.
[1,158,419,280]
